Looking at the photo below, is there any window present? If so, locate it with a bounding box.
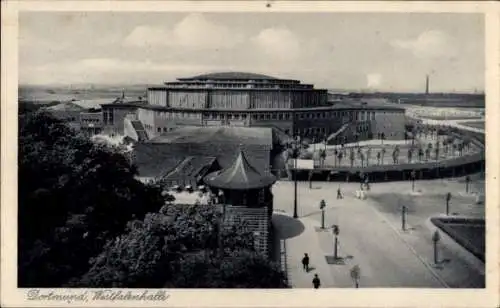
[234,114,240,120]
[163,127,167,132]
[278,113,283,120]
[253,114,258,120]
[260,114,265,120]
[300,113,304,119]
[242,114,247,120]
[272,113,277,120]
[266,114,271,120]
[285,113,290,120]
[157,127,161,133]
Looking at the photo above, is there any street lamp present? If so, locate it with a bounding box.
[432,230,441,264]
[293,144,299,219]
[411,170,416,192]
[332,224,339,259]
[350,265,360,288]
[320,199,326,229]
[401,205,407,231]
[445,192,452,216]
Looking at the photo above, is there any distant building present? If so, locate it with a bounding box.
[42,102,84,130]
[95,71,406,143]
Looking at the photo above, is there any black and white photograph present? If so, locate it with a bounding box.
[2,1,499,307]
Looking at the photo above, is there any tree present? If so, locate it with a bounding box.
[418,148,424,161]
[319,149,327,167]
[434,147,440,161]
[349,149,355,167]
[71,204,286,288]
[18,111,167,287]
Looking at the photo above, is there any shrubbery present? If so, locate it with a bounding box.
[19,111,286,288]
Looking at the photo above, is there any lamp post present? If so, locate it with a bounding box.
[432,230,441,264]
[350,265,360,288]
[320,199,326,229]
[293,145,298,218]
[411,170,416,192]
[401,205,407,231]
[445,192,451,216]
[332,224,339,259]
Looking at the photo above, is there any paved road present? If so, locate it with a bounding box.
[272,180,484,288]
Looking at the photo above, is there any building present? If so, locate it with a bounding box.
[80,110,103,137]
[203,150,276,257]
[99,72,406,143]
[42,102,84,131]
[133,126,275,176]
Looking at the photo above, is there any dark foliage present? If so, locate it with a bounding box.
[18,111,166,287]
[72,204,287,288]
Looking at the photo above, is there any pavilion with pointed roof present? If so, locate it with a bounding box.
[203,150,277,257]
[204,150,276,207]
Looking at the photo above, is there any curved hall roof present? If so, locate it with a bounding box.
[203,150,276,190]
[179,72,279,81]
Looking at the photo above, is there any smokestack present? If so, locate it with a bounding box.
[425,75,429,94]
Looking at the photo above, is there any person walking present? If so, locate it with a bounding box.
[337,186,343,199]
[301,253,310,272]
[312,274,321,289]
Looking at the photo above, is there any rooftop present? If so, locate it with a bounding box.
[204,150,276,190]
[147,126,273,146]
[330,100,406,111]
[44,102,86,112]
[163,156,218,180]
[178,72,279,81]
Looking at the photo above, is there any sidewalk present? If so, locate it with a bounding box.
[272,212,335,288]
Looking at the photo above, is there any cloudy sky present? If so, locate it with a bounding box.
[19,12,484,92]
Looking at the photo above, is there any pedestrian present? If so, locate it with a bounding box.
[337,186,343,199]
[312,274,321,289]
[301,253,310,272]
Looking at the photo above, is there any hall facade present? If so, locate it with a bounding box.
[101,72,406,143]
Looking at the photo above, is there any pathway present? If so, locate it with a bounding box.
[272,179,485,288]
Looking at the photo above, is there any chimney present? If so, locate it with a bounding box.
[425,75,429,95]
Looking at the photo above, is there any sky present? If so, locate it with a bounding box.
[19,12,484,92]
